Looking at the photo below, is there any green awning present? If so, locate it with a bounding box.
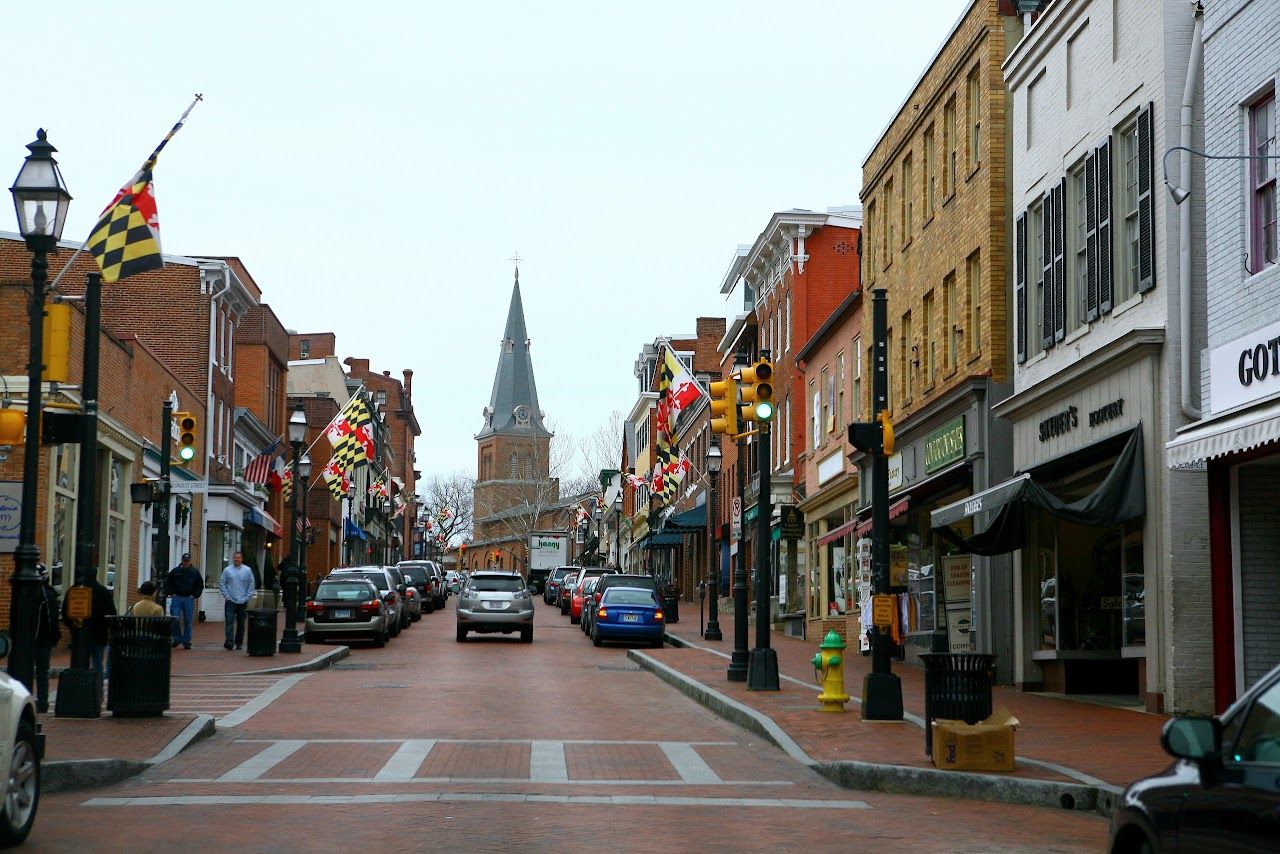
[640,531,683,550]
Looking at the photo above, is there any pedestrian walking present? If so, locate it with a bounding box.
[128,581,166,617]
[165,553,204,649]
[219,551,256,650]
[34,566,61,714]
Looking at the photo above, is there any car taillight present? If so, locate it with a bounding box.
[653,611,664,622]
[359,600,381,613]
[594,592,602,603]
[597,608,607,619]
[306,601,324,614]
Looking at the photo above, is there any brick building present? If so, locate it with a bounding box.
[0,233,208,620]
[857,0,1018,676]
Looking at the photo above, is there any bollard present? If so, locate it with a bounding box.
[811,630,850,713]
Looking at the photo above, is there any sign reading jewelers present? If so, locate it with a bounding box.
[1210,318,1280,414]
[924,417,965,474]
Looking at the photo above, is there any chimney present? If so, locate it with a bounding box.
[403,369,414,399]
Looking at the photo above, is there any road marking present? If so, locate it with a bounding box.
[529,740,569,783]
[216,740,307,782]
[84,793,866,809]
[235,738,737,746]
[374,739,437,781]
[216,673,310,728]
[170,777,792,787]
[659,742,722,784]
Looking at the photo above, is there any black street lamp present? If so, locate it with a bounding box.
[295,453,311,624]
[703,440,723,641]
[8,130,71,690]
[592,505,602,567]
[612,493,623,569]
[279,405,307,653]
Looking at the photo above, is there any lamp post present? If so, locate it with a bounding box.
[612,494,623,569]
[592,505,602,567]
[296,453,311,623]
[8,130,71,690]
[703,440,723,641]
[279,405,307,653]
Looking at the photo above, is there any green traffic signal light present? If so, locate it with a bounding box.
[755,400,774,422]
[178,445,196,462]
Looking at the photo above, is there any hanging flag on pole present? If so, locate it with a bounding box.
[84,95,203,284]
[243,437,281,484]
[326,395,375,472]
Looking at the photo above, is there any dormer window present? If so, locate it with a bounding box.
[505,339,514,353]
[300,339,310,358]
[375,390,387,407]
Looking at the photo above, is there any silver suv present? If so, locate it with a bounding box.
[455,571,535,643]
[326,566,407,637]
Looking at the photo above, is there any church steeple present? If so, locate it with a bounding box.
[477,268,551,439]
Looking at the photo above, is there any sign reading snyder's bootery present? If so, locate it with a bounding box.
[1210,318,1280,413]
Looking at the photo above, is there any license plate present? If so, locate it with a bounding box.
[333,609,352,619]
[622,613,640,623]
[484,601,507,610]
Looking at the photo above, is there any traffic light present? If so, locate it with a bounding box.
[849,409,895,456]
[740,358,774,423]
[173,411,198,464]
[709,376,739,436]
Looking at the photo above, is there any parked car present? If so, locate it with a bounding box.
[543,567,576,605]
[445,570,466,596]
[591,587,665,648]
[398,562,438,614]
[568,568,617,625]
[579,577,601,634]
[456,570,535,642]
[0,634,39,846]
[402,584,422,623]
[326,566,407,636]
[558,572,580,614]
[306,577,391,646]
[1109,661,1280,853]
[589,573,657,619]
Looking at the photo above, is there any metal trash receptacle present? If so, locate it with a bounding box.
[920,653,996,755]
[246,608,278,657]
[662,587,680,624]
[106,615,175,717]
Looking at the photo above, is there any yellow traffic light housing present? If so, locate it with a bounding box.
[42,301,71,383]
[740,358,775,423]
[878,410,894,456]
[173,410,198,464]
[709,377,739,436]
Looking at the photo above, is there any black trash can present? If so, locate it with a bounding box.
[920,653,996,755]
[662,586,680,624]
[106,615,175,717]
[246,608,278,657]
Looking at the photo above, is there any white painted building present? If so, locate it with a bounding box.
[938,0,1210,712]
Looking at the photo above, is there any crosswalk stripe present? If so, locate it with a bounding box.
[217,740,307,782]
[84,793,869,809]
[659,742,722,784]
[374,740,437,781]
[529,740,569,783]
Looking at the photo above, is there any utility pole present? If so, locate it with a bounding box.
[727,353,750,682]
[747,350,779,691]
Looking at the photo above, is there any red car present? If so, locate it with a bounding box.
[567,568,617,625]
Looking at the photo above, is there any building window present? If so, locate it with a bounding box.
[837,351,845,427]
[924,125,936,220]
[299,339,310,358]
[886,328,895,412]
[902,311,913,401]
[852,338,862,422]
[820,367,831,434]
[943,272,957,371]
[922,290,935,385]
[50,444,77,587]
[105,456,128,590]
[524,457,533,479]
[944,95,957,196]
[967,250,983,356]
[510,454,518,479]
[885,178,895,263]
[1029,200,1046,357]
[826,369,837,434]
[266,366,280,433]
[1251,90,1277,273]
[810,381,820,449]
[1069,160,1088,334]
[375,390,387,407]
[902,154,914,244]
[865,200,877,279]
[967,66,981,172]
[784,398,791,463]
[1116,116,1141,300]
[785,293,791,353]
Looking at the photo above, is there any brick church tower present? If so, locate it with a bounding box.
[471,270,559,570]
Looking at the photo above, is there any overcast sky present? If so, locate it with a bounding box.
[5,0,964,486]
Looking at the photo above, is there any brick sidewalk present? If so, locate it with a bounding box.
[40,712,197,762]
[662,620,1170,789]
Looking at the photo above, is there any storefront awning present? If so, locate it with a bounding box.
[344,518,367,541]
[817,518,859,546]
[930,425,1146,556]
[852,498,911,539]
[1166,403,1280,468]
[665,505,706,530]
[244,507,284,538]
[639,531,683,549]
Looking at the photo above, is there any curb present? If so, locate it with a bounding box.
[180,645,351,678]
[43,713,217,794]
[628,648,1119,817]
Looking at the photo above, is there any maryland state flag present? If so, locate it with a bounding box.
[86,96,201,283]
[326,395,376,472]
[321,459,349,500]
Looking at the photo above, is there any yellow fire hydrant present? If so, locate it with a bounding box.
[812,630,850,712]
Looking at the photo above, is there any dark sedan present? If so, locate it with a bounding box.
[1109,662,1280,852]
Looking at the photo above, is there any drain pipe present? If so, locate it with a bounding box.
[1178,2,1204,421]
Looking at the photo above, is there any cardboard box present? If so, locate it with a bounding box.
[930,708,1019,772]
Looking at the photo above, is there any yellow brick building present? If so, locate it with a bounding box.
[851,0,1024,677]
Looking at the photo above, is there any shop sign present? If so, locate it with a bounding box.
[1087,398,1125,428]
[744,505,758,524]
[779,505,804,540]
[0,482,19,554]
[816,450,844,484]
[888,452,903,491]
[1210,318,1280,413]
[1038,406,1078,442]
[942,555,971,604]
[924,417,965,473]
[65,586,92,620]
[872,594,895,628]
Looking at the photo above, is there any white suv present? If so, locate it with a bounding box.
[0,635,40,845]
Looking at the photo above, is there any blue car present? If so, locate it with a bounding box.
[590,587,665,648]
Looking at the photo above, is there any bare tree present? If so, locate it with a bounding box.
[574,408,625,486]
[419,470,475,546]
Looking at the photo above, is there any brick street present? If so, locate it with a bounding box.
[30,603,1107,852]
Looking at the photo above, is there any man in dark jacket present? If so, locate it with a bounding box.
[34,566,61,713]
[165,553,204,650]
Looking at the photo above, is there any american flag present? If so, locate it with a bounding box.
[243,438,281,484]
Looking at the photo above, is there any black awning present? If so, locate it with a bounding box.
[665,505,707,530]
[930,425,1145,556]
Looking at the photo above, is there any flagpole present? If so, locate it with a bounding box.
[48,94,204,293]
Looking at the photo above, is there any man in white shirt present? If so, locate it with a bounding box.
[219,551,256,650]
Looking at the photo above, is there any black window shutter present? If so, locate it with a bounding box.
[1015,212,1027,364]
[1041,191,1054,351]
[1085,150,1099,322]
[1053,179,1067,342]
[1098,136,1114,313]
[1137,102,1155,293]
